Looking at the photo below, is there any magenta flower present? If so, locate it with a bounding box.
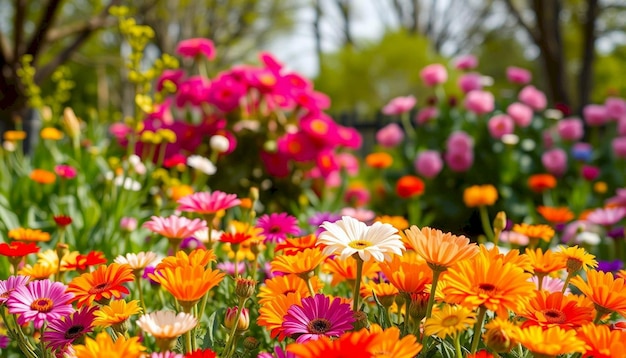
[487,114,514,139]
[457,73,483,93]
[581,165,600,181]
[143,215,207,239]
[177,191,241,215]
[414,150,443,179]
[557,117,584,141]
[613,137,626,158]
[0,275,30,305]
[518,85,547,111]
[256,212,300,243]
[282,294,354,343]
[507,102,533,127]
[444,150,474,172]
[464,90,495,115]
[42,305,97,353]
[344,186,371,207]
[382,95,416,116]
[542,148,568,177]
[583,104,609,127]
[506,66,532,84]
[120,217,138,232]
[415,106,439,125]
[453,54,478,70]
[176,38,216,60]
[156,69,185,92]
[420,63,448,86]
[0,335,8,349]
[586,207,626,226]
[54,165,77,179]
[375,123,404,148]
[6,280,74,329]
[446,131,474,153]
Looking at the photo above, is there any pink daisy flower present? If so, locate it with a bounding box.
[0,275,30,305]
[586,207,626,226]
[282,294,354,343]
[177,191,241,215]
[0,335,8,349]
[149,352,184,358]
[256,212,300,243]
[6,280,74,329]
[143,215,207,239]
[42,305,97,353]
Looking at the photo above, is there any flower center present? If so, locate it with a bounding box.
[30,298,53,313]
[441,315,460,327]
[88,282,109,295]
[542,309,566,323]
[348,240,372,249]
[478,283,496,292]
[307,318,332,334]
[64,325,85,340]
[269,225,282,234]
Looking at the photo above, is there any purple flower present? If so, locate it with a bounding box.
[597,260,624,273]
[607,226,625,240]
[282,294,354,343]
[453,55,478,70]
[0,275,30,305]
[258,346,296,358]
[0,335,8,349]
[605,97,626,119]
[458,73,483,93]
[583,104,609,126]
[309,212,341,236]
[6,280,74,329]
[415,106,439,125]
[42,306,97,353]
[571,142,593,162]
[612,137,626,158]
[143,266,160,286]
[256,212,300,244]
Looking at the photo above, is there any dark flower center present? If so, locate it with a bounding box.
[478,283,496,292]
[30,298,53,313]
[88,282,109,295]
[64,325,85,340]
[542,309,566,323]
[269,225,282,234]
[307,318,332,334]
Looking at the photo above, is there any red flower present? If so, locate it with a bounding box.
[0,242,39,257]
[185,349,217,358]
[395,175,425,199]
[63,251,107,271]
[220,232,251,245]
[53,215,73,227]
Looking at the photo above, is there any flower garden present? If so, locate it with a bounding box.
[2,7,626,358]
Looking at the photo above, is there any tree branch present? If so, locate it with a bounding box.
[502,0,539,42]
[25,0,64,62]
[45,17,117,43]
[13,0,27,63]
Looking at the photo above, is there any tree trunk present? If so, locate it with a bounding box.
[578,0,599,112]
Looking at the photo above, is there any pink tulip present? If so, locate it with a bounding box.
[382,96,416,115]
[453,55,478,70]
[506,102,534,127]
[506,66,532,84]
[518,85,547,111]
[458,73,483,93]
[446,131,474,153]
[542,148,568,176]
[488,114,515,139]
[612,137,626,158]
[605,97,626,119]
[583,104,609,126]
[415,106,439,125]
[420,64,448,86]
[464,90,495,115]
[376,123,405,148]
[557,118,584,141]
[414,150,443,179]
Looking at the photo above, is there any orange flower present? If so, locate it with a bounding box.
[258,274,323,305]
[618,270,626,280]
[168,184,194,202]
[519,291,594,329]
[360,281,398,302]
[442,251,536,316]
[367,324,423,358]
[404,226,479,271]
[577,323,626,358]
[40,127,64,140]
[286,328,377,357]
[8,227,51,242]
[258,291,302,340]
[155,249,216,270]
[483,317,521,353]
[525,248,566,276]
[270,247,327,276]
[365,152,393,169]
[149,265,225,307]
[512,223,555,243]
[67,263,135,307]
[3,130,26,141]
[275,234,318,255]
[395,175,425,198]
[323,255,379,286]
[380,252,432,294]
[481,245,533,272]
[537,206,574,224]
[570,270,626,318]
[555,245,597,273]
[517,325,585,356]
[29,169,56,184]
[528,174,557,193]
[463,185,498,207]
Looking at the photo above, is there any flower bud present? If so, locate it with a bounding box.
[484,326,514,353]
[224,307,249,332]
[63,107,81,140]
[235,277,257,299]
[210,134,230,153]
[243,336,259,350]
[493,211,507,231]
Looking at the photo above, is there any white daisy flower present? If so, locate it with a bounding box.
[317,216,404,262]
[136,310,197,339]
[114,251,158,270]
[187,155,216,175]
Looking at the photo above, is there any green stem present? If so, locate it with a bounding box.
[479,206,495,242]
[352,255,364,312]
[470,306,488,354]
[561,272,573,294]
[305,276,317,297]
[135,273,146,313]
[454,333,463,358]
[223,299,246,358]
[421,268,443,348]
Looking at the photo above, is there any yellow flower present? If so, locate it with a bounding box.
[517,326,585,356]
[423,304,475,339]
[483,317,521,353]
[73,332,146,358]
[3,130,26,142]
[8,227,51,242]
[40,127,64,140]
[168,184,194,202]
[18,263,56,280]
[512,223,555,243]
[94,300,142,328]
[555,245,597,273]
[463,185,498,207]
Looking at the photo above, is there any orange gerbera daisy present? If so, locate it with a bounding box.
[365,152,393,169]
[404,226,479,271]
[30,169,56,184]
[8,227,51,242]
[286,328,377,357]
[463,185,498,207]
[619,270,626,280]
[570,270,626,319]
[528,174,557,193]
[270,247,327,276]
[525,248,566,277]
[442,251,536,316]
[380,252,432,294]
[67,263,135,307]
[275,234,318,255]
[577,323,626,358]
[93,299,142,328]
[258,274,323,305]
[323,255,379,286]
[360,282,398,305]
[73,331,146,358]
[512,223,555,246]
[149,265,225,309]
[481,245,533,272]
[155,248,216,270]
[368,324,423,358]
[258,291,302,340]
[555,245,597,273]
[517,325,585,356]
[519,291,594,329]
[537,206,574,224]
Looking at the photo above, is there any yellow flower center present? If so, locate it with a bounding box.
[30,298,54,313]
[441,315,460,327]
[349,240,372,249]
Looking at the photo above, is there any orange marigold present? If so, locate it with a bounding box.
[149,265,225,308]
[463,185,498,207]
[528,174,557,193]
[537,206,574,224]
[517,325,585,356]
[365,152,393,169]
[512,223,555,243]
[30,169,56,184]
[525,248,566,277]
